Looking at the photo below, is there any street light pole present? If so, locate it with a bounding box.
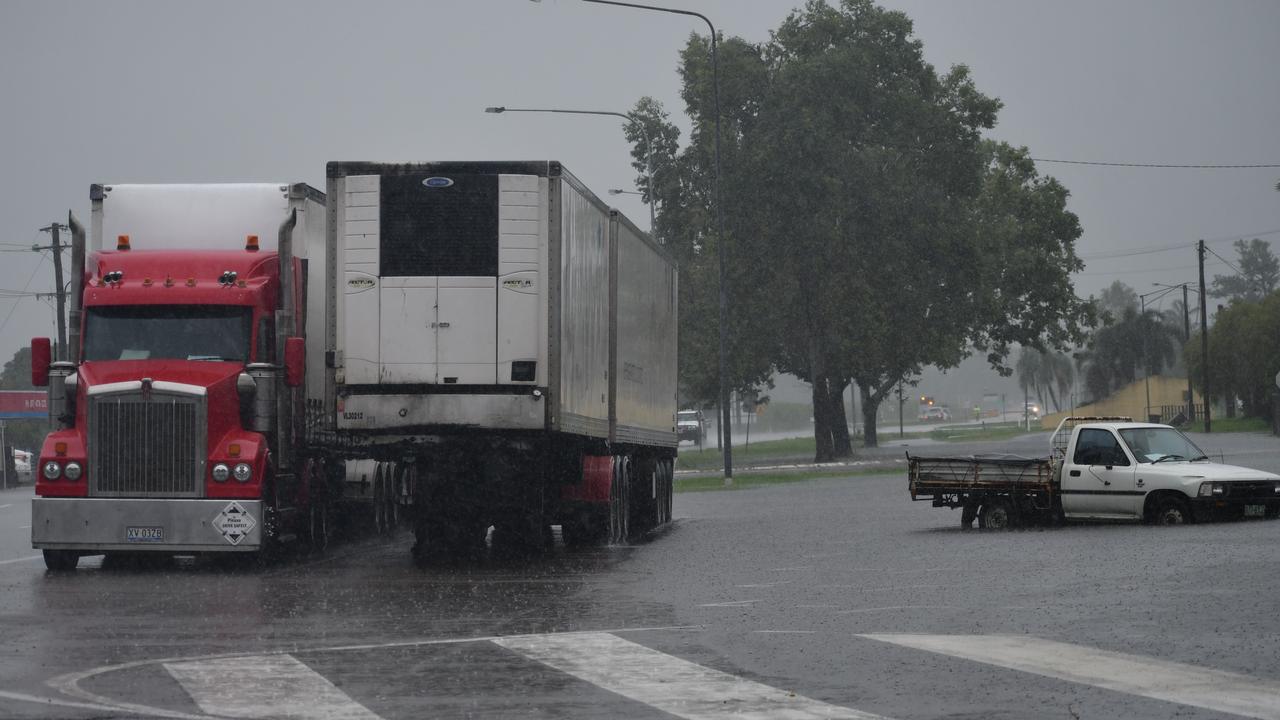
[484,106,657,234]
[607,189,654,230]
[1152,281,1198,423]
[577,0,733,483]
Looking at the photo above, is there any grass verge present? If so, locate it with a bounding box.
[928,422,1037,442]
[675,466,895,493]
[1200,416,1271,433]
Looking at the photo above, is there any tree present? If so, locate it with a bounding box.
[643,0,1092,458]
[1210,238,1279,303]
[1097,280,1139,322]
[1186,293,1280,418]
[1016,347,1075,412]
[1078,308,1180,402]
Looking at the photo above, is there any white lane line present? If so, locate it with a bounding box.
[494,631,889,720]
[0,554,41,566]
[837,605,955,615]
[165,654,381,720]
[736,581,792,588]
[697,599,759,607]
[0,503,13,509]
[0,689,197,718]
[861,634,1280,720]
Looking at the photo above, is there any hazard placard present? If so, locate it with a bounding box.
[213,502,257,545]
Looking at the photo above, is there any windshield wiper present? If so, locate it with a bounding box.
[1152,454,1186,464]
[1190,454,1209,461]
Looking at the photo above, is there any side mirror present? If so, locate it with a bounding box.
[284,336,305,388]
[31,338,51,387]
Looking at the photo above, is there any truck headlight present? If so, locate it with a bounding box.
[212,463,230,482]
[63,462,82,481]
[43,461,61,480]
[233,463,252,482]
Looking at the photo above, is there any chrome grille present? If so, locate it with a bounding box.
[89,391,205,497]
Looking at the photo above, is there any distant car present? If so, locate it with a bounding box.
[1024,403,1042,420]
[918,407,951,422]
[677,409,704,443]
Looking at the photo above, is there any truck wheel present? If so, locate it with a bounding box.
[960,503,978,529]
[1266,503,1280,520]
[978,500,1014,530]
[1152,496,1193,525]
[43,549,79,571]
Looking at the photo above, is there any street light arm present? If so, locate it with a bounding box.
[580,0,715,37]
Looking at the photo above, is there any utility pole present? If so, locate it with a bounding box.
[1183,283,1193,423]
[1198,240,1210,433]
[39,222,68,360]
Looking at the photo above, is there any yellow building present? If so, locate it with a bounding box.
[1040,375,1203,429]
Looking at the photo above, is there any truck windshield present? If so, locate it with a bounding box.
[83,305,254,362]
[1118,427,1208,463]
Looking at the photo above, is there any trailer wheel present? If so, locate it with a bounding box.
[1152,496,1193,525]
[42,549,79,571]
[609,456,630,544]
[978,499,1015,530]
[960,503,978,530]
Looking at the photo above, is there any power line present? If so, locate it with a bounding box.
[1078,228,1280,261]
[0,254,47,337]
[1032,158,1280,169]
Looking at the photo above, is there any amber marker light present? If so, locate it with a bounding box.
[246,234,259,252]
[54,441,67,457]
[116,235,131,251]
[227,443,241,458]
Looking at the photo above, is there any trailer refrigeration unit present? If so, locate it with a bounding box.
[29,162,677,569]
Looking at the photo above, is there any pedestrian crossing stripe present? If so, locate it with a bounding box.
[861,633,1280,720]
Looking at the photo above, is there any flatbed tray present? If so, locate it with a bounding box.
[908,453,1056,493]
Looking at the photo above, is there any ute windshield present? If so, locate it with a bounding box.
[83,305,254,362]
[1118,427,1208,464]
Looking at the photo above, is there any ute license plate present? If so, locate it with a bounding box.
[1244,504,1266,518]
[125,526,165,543]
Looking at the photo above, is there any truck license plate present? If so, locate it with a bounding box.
[125,526,165,543]
[1244,504,1266,518]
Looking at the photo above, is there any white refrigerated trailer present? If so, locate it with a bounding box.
[320,161,678,555]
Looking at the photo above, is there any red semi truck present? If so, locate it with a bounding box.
[31,162,678,569]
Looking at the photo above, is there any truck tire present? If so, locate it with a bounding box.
[1152,496,1193,525]
[978,499,1015,530]
[609,456,630,544]
[42,549,79,571]
[960,503,978,529]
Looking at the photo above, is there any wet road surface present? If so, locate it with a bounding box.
[2,431,1279,719]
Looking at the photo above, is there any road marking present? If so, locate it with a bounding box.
[837,605,955,615]
[165,654,381,719]
[0,689,196,718]
[753,630,817,635]
[696,599,759,607]
[0,554,41,566]
[494,631,889,719]
[861,634,1280,720]
[736,580,792,588]
[0,503,13,509]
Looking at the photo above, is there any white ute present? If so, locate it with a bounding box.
[908,416,1280,528]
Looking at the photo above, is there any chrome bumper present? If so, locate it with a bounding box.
[32,497,263,552]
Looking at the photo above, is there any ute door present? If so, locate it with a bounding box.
[1061,428,1139,518]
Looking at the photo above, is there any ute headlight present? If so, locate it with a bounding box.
[212,463,231,482]
[1198,482,1224,497]
[233,463,252,483]
[42,461,62,480]
[63,462,82,481]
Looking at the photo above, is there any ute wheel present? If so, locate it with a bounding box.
[978,499,1015,530]
[1152,496,1193,525]
[43,549,79,571]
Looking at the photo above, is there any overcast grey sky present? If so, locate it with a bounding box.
[2,0,1278,368]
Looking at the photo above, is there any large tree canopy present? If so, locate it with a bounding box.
[633,0,1092,459]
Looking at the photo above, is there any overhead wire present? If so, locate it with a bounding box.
[0,253,48,337]
[1031,158,1280,169]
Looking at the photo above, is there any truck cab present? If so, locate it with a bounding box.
[30,183,325,570]
[1054,419,1280,523]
